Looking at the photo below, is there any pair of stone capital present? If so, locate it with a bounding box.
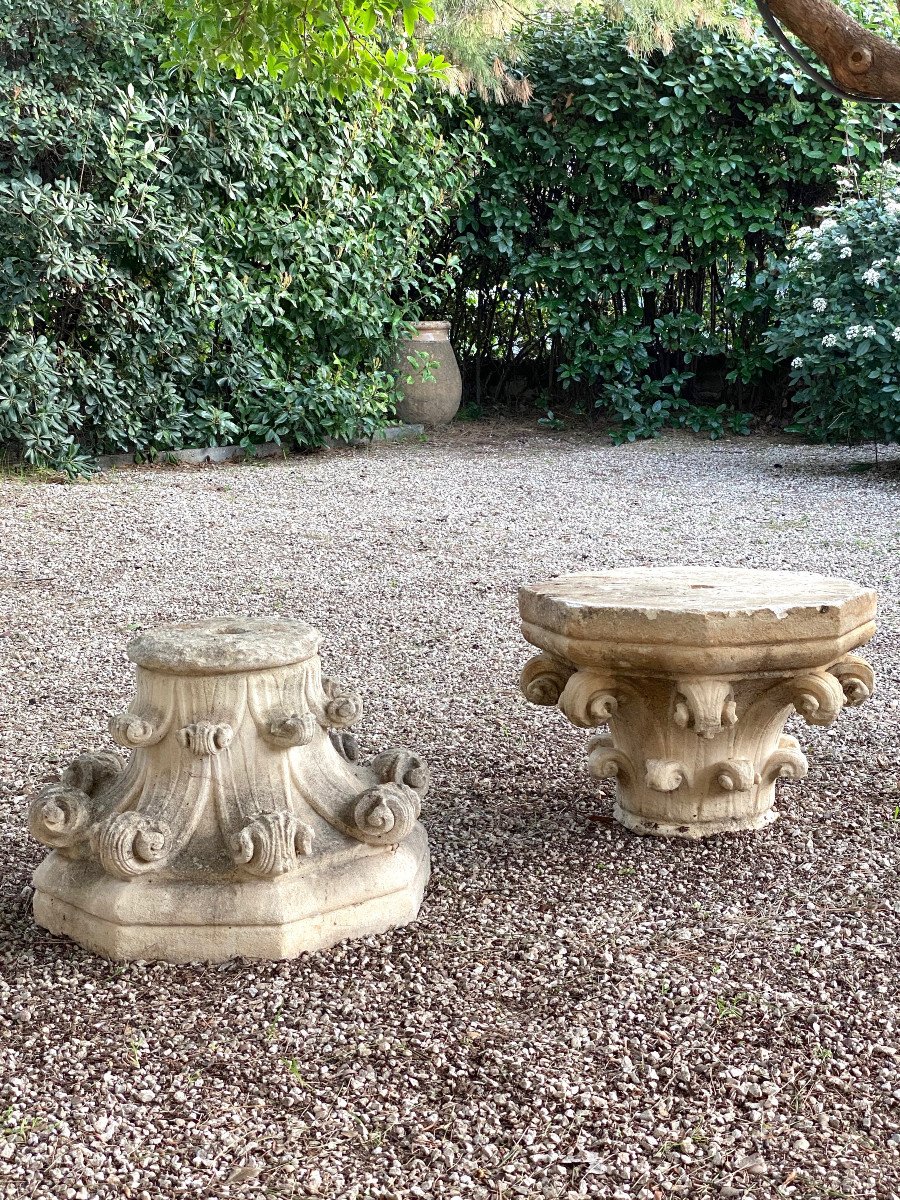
[28,567,878,962]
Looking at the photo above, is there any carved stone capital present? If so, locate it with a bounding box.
[520,567,876,838]
[29,617,430,961]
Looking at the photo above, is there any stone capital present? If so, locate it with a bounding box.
[520,568,877,838]
[29,618,430,960]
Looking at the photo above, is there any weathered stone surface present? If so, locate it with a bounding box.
[29,617,430,960]
[520,566,877,674]
[520,568,877,839]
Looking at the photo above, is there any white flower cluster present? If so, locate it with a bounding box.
[812,297,827,313]
[845,325,876,340]
[809,251,823,262]
[840,247,852,259]
[818,218,837,231]
[821,334,838,347]
[791,357,804,369]
[893,327,900,341]
[862,268,881,286]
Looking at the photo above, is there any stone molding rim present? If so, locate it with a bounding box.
[127,616,321,674]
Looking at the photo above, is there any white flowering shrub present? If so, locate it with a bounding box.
[766,194,900,444]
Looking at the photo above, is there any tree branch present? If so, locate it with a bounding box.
[768,0,900,100]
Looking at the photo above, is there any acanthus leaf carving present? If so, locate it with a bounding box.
[31,617,430,961]
[762,734,809,783]
[715,759,758,793]
[646,759,691,793]
[231,811,314,878]
[329,730,359,762]
[93,811,171,879]
[351,783,420,846]
[322,678,363,728]
[370,748,430,797]
[586,733,633,782]
[29,785,96,853]
[177,721,234,756]
[786,671,845,727]
[62,750,125,796]
[520,653,575,706]
[517,571,876,839]
[29,751,126,856]
[264,711,317,749]
[829,654,875,707]
[559,670,625,729]
[109,712,164,749]
[672,680,737,739]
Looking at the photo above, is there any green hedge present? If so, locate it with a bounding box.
[430,13,894,439]
[0,0,483,472]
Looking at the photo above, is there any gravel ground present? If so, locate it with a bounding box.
[1,424,898,1200]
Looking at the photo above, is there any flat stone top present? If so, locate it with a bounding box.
[520,567,877,667]
[128,618,320,675]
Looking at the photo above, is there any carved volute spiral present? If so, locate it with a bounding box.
[520,653,575,706]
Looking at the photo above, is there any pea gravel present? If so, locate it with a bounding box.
[0,425,898,1200]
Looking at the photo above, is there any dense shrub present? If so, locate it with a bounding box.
[429,13,894,439]
[766,190,900,445]
[0,0,483,471]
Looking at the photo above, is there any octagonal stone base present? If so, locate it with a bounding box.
[33,824,429,962]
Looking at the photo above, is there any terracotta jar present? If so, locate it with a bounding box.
[395,321,462,426]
